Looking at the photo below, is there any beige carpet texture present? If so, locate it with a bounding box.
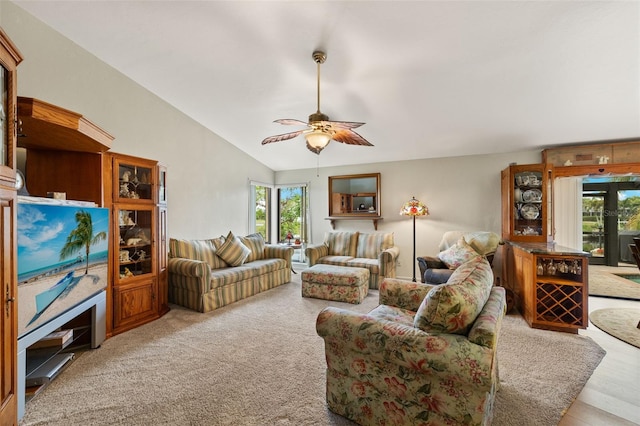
[20,276,606,426]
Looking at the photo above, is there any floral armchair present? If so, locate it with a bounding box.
[316,256,506,426]
[417,231,501,284]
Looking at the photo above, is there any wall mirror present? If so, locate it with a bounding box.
[328,173,381,217]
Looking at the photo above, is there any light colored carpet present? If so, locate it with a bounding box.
[590,308,640,348]
[20,276,605,426]
[589,267,640,301]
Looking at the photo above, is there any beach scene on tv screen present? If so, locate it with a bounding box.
[17,202,109,338]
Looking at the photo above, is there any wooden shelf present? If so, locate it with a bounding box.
[17,97,114,153]
[326,216,382,230]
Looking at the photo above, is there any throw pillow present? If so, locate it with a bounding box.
[240,233,265,263]
[213,231,251,267]
[413,256,493,335]
[438,236,479,269]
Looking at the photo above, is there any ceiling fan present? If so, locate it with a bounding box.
[261,50,373,155]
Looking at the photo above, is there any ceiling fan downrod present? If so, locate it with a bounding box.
[309,51,328,123]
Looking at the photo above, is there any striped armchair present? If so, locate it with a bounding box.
[168,232,293,312]
[305,232,400,289]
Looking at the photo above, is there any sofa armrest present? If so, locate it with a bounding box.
[264,244,294,268]
[378,245,400,278]
[417,255,446,269]
[379,278,435,311]
[316,307,494,386]
[168,257,210,278]
[417,255,447,283]
[468,286,506,349]
[168,257,212,293]
[305,243,328,266]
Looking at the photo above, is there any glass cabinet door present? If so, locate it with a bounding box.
[502,164,553,242]
[157,165,167,205]
[513,170,544,237]
[115,159,155,202]
[116,207,155,281]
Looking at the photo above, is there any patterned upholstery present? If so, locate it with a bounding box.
[306,232,399,290]
[168,235,293,312]
[324,231,359,256]
[316,272,507,426]
[301,264,369,304]
[240,233,265,262]
[417,231,501,285]
[414,256,492,334]
[213,231,251,267]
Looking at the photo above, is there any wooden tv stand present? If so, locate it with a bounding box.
[16,290,106,420]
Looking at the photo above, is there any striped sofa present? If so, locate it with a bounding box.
[305,232,399,290]
[168,232,293,312]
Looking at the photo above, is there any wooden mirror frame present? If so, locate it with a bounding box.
[328,173,381,218]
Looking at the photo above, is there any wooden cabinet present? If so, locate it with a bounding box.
[507,242,588,333]
[1,190,18,425]
[108,153,167,335]
[16,99,167,338]
[501,163,553,243]
[0,28,22,426]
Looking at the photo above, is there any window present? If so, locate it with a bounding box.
[249,182,272,242]
[277,184,309,262]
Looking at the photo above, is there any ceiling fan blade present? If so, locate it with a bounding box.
[331,129,374,146]
[261,129,305,145]
[324,120,366,130]
[306,140,329,155]
[274,118,309,126]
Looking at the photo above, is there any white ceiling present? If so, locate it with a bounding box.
[12,1,640,171]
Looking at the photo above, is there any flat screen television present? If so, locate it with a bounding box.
[17,201,110,338]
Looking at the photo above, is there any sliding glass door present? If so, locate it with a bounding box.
[582,178,640,266]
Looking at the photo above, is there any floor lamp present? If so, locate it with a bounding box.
[400,196,429,282]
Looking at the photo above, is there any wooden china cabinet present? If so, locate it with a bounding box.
[502,163,589,333]
[109,153,169,334]
[501,163,553,243]
[0,28,22,426]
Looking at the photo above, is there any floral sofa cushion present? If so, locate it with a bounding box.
[414,255,493,335]
[437,236,479,269]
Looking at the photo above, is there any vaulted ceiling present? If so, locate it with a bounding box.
[12,1,640,171]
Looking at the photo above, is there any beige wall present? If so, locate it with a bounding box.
[276,151,540,279]
[2,2,543,280]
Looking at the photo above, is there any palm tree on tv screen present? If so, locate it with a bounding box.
[60,210,107,274]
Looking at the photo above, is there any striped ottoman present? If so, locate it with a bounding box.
[301,264,369,304]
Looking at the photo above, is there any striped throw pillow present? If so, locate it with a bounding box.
[240,233,265,263]
[213,231,251,267]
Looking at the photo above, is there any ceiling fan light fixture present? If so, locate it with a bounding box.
[304,128,332,149]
